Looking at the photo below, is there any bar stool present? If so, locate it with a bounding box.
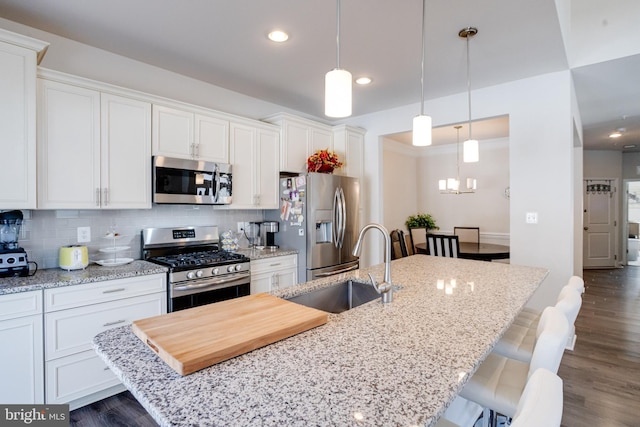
[435,368,563,427]
[458,306,569,425]
[493,286,582,362]
[515,276,584,328]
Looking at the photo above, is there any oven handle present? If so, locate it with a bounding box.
[173,272,250,291]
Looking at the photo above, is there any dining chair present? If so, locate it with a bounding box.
[453,226,480,245]
[493,286,582,362]
[435,368,563,427]
[424,234,460,258]
[390,229,409,259]
[459,306,569,424]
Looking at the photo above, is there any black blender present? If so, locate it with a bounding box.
[0,210,31,277]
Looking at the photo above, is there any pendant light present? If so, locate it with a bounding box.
[439,125,477,194]
[325,0,352,118]
[412,0,432,146]
[459,27,479,163]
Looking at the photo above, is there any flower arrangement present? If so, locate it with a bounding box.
[307,149,343,173]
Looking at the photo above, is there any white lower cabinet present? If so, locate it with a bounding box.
[44,274,166,409]
[250,255,298,294]
[0,291,44,404]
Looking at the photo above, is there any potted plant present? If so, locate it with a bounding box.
[405,213,439,231]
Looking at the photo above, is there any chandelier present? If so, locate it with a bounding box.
[439,125,477,194]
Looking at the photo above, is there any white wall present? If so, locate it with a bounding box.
[347,71,579,310]
[382,138,419,232]
[417,138,510,238]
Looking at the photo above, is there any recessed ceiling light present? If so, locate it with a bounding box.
[609,127,626,138]
[355,77,372,85]
[267,30,289,42]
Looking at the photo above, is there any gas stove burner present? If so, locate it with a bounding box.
[151,250,248,269]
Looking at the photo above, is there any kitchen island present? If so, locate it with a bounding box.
[93,255,548,427]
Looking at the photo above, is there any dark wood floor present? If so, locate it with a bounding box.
[559,267,640,427]
[71,268,640,426]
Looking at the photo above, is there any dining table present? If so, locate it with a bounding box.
[415,241,510,261]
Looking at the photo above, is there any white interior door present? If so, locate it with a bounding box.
[583,179,617,268]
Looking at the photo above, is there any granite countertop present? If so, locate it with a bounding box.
[234,247,298,260]
[93,256,548,427]
[0,260,167,295]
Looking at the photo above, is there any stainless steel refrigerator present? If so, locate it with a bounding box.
[266,173,360,282]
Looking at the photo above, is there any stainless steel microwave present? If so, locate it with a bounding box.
[152,156,232,205]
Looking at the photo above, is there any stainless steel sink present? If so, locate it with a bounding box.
[286,280,380,313]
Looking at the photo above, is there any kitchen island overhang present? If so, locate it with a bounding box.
[93,255,548,427]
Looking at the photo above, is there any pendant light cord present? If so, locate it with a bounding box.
[336,0,341,69]
[419,0,426,115]
[465,31,473,141]
[455,125,462,185]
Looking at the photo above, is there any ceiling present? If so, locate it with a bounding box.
[0,0,638,149]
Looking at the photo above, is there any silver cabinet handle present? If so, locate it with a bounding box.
[103,188,109,206]
[96,188,101,207]
[102,288,126,294]
[270,263,282,267]
[103,319,126,327]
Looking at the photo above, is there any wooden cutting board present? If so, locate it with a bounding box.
[132,293,328,375]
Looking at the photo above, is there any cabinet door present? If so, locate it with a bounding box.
[275,267,298,289]
[257,128,280,209]
[0,42,37,209]
[37,79,101,208]
[229,122,257,208]
[46,349,120,406]
[195,113,229,163]
[152,104,194,159]
[309,126,333,155]
[250,271,273,294]
[0,314,44,404]
[280,121,309,173]
[45,292,166,360]
[101,94,152,209]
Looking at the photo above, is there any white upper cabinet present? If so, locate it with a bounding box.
[0,30,48,210]
[332,125,365,179]
[263,113,333,173]
[152,105,193,159]
[229,121,279,209]
[195,113,229,163]
[152,104,229,163]
[101,93,152,208]
[37,77,151,209]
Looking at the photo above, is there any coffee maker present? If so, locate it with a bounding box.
[260,221,279,249]
[0,210,30,277]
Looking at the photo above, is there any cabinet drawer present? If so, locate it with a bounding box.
[45,273,166,312]
[250,254,297,274]
[46,349,120,405]
[45,292,165,360]
[0,290,42,321]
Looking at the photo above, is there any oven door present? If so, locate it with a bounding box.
[169,271,250,312]
[153,156,232,205]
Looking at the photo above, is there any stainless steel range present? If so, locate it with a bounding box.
[142,225,250,312]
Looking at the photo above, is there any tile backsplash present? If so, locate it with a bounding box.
[15,206,264,270]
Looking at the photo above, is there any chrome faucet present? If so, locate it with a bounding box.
[352,223,394,303]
